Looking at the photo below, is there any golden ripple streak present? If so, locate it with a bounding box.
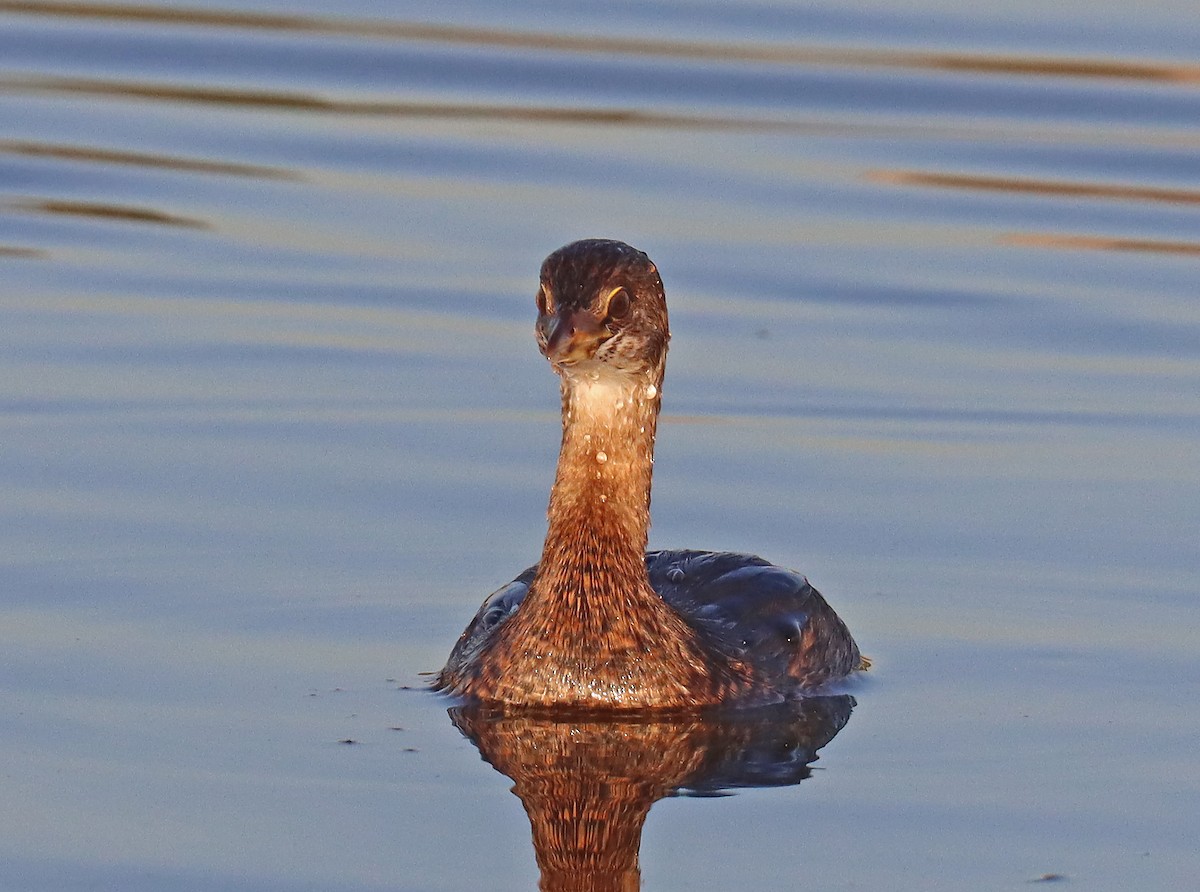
[871,170,1200,206]
[10,198,209,229]
[1,74,804,129]
[0,244,45,258]
[1004,233,1200,257]
[0,139,299,180]
[1,0,1199,86]
[7,74,347,112]
[4,76,1196,145]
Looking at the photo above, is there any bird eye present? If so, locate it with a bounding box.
[536,286,554,316]
[605,287,630,321]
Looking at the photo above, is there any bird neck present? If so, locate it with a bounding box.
[535,366,663,604]
[476,359,755,708]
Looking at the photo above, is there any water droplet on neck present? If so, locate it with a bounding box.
[598,494,608,503]
[595,450,608,464]
[645,384,658,398]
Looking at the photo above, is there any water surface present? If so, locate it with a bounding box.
[2,1,1198,890]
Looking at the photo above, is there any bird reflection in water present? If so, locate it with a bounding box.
[449,696,854,891]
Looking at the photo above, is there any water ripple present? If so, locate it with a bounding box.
[1004,232,1200,257]
[1,73,803,128]
[0,244,45,258]
[872,169,1200,206]
[9,198,209,228]
[0,138,298,180]
[3,0,1199,85]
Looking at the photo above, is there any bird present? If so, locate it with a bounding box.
[436,239,863,710]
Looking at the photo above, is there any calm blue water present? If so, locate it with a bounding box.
[2,2,1198,890]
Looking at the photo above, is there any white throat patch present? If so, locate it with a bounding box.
[565,367,644,423]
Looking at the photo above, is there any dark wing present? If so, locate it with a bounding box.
[647,549,861,692]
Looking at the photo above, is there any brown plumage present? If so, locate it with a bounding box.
[436,239,863,710]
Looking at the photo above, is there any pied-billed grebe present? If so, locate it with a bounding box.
[437,239,863,710]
